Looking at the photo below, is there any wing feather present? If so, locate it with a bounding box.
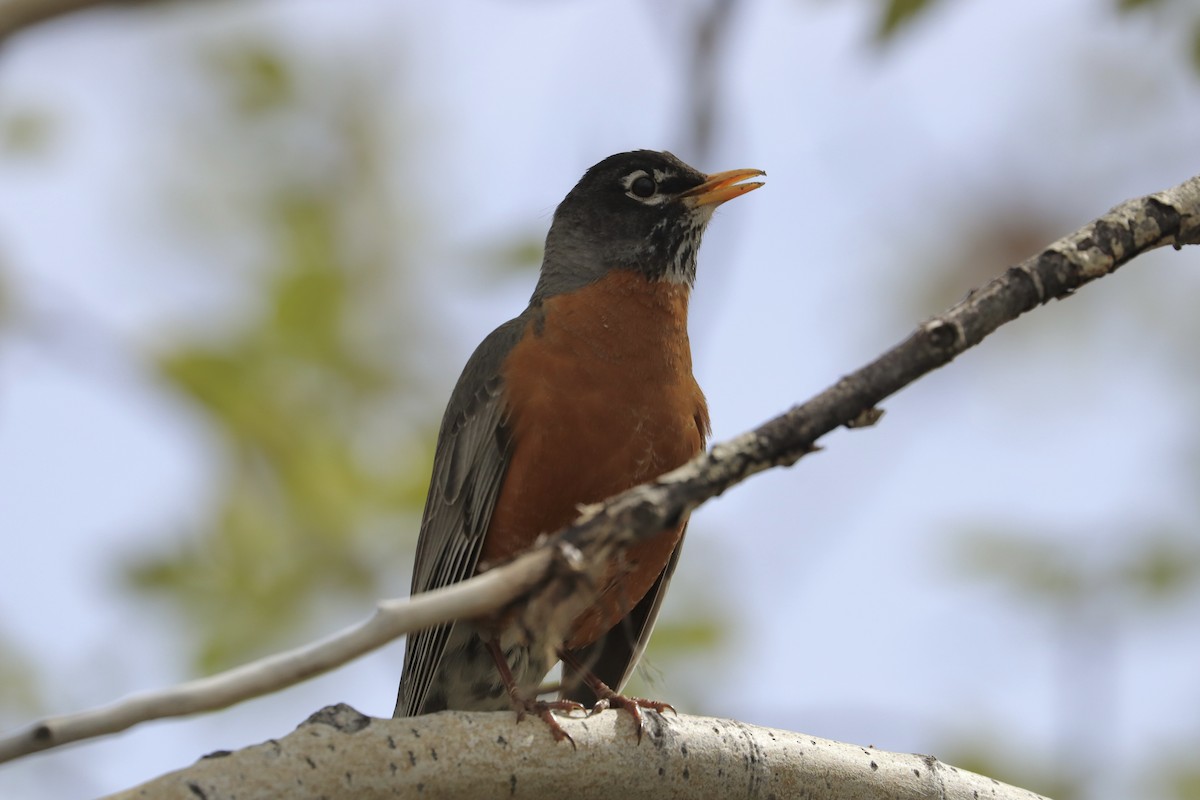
[394,316,527,717]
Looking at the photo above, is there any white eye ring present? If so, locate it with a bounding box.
[623,170,669,204]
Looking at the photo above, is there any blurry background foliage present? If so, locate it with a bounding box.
[127,42,437,672]
[1,1,1200,799]
[875,0,1200,68]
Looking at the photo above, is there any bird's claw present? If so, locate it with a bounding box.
[588,694,675,742]
[515,698,585,747]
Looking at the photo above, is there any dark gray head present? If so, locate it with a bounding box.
[532,150,764,302]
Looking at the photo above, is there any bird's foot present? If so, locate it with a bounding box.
[485,638,584,746]
[556,647,674,743]
[514,698,585,747]
[589,691,675,742]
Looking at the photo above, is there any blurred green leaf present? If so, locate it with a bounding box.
[876,0,939,40]
[1169,765,1200,800]
[1106,0,1200,76]
[955,526,1200,609]
[0,109,55,156]
[207,44,293,114]
[646,619,722,652]
[1116,533,1200,602]
[955,530,1086,602]
[1192,19,1200,75]
[1117,0,1163,11]
[0,263,8,326]
[0,638,40,715]
[943,742,1081,800]
[477,232,544,277]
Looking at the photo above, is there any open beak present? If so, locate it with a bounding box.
[681,167,766,208]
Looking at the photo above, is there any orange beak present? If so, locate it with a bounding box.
[680,167,766,208]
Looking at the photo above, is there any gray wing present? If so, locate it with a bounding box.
[394,315,527,718]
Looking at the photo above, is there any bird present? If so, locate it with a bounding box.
[394,149,764,742]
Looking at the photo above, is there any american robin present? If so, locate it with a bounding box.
[395,150,764,741]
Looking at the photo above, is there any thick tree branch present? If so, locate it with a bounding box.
[1,174,1196,790]
[101,704,1050,800]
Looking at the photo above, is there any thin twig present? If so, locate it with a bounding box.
[0,551,553,763]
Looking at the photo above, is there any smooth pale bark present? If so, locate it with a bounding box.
[103,705,1051,800]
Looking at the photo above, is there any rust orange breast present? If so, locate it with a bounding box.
[483,270,709,648]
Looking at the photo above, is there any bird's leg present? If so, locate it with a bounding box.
[485,639,583,746]
[557,649,675,743]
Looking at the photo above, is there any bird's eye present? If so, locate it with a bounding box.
[629,175,656,198]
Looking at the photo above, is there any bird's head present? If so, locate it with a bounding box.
[534,150,764,301]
